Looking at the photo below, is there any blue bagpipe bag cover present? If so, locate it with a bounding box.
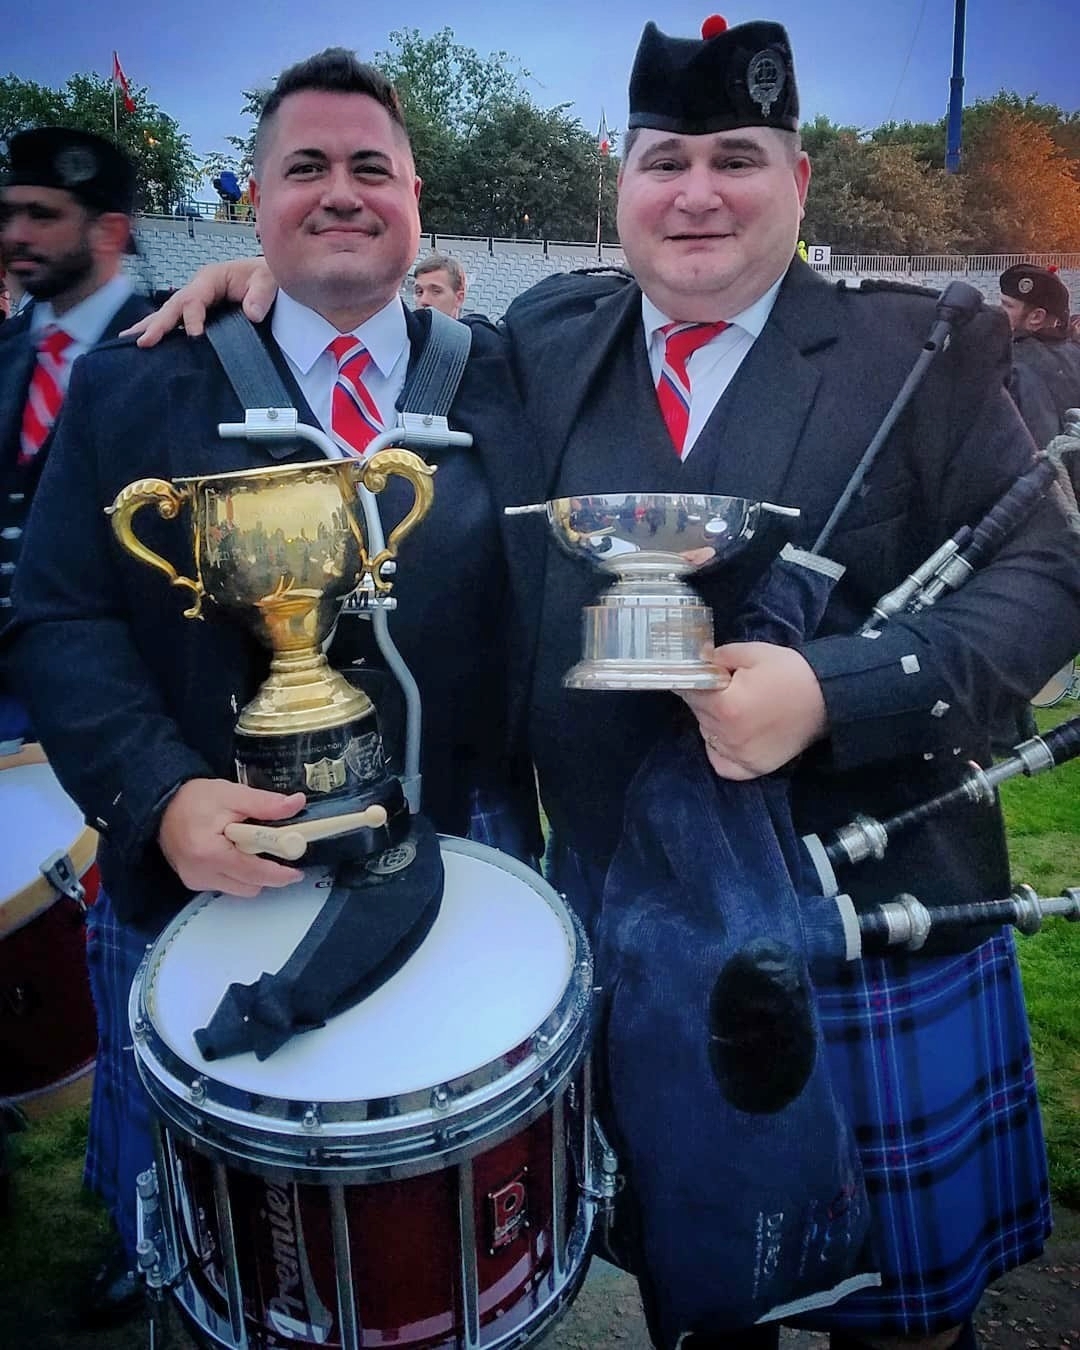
[596,548,880,1347]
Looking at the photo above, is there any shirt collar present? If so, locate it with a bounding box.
[30,272,134,345]
[641,274,784,345]
[271,289,408,378]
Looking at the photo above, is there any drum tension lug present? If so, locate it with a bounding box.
[40,850,87,912]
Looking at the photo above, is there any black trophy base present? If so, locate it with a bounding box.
[234,713,385,803]
[298,776,411,865]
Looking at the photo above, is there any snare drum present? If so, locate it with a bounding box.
[132,838,599,1350]
[0,748,99,1113]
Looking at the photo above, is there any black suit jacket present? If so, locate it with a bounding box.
[500,261,1080,927]
[4,303,542,930]
[0,292,154,619]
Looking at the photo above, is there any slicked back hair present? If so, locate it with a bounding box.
[253,48,410,175]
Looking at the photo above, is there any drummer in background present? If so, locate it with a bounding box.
[0,128,152,750]
[96,17,1080,1350]
[1,53,540,1326]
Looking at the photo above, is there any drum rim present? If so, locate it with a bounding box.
[1031,658,1077,708]
[0,756,97,937]
[132,837,593,1172]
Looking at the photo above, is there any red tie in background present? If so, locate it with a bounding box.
[19,328,74,465]
[655,321,729,455]
[328,335,383,456]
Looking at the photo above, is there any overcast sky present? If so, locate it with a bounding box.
[10,0,1080,190]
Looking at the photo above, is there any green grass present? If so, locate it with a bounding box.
[1002,703,1080,1208]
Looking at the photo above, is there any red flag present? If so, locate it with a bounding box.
[113,51,136,114]
[597,110,610,157]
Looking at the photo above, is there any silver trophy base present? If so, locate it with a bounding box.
[563,585,723,691]
[564,658,723,691]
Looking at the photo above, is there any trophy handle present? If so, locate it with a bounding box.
[355,449,437,592]
[106,479,205,619]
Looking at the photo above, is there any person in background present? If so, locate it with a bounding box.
[999,263,1080,463]
[413,250,467,318]
[0,128,151,744]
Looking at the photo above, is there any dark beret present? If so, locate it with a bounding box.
[1000,264,1070,327]
[5,127,137,215]
[628,16,799,136]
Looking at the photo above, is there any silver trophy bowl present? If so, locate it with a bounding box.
[507,493,800,690]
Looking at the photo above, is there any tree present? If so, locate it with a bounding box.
[960,105,1080,252]
[0,70,200,213]
[802,133,961,254]
[374,28,617,241]
[201,87,268,183]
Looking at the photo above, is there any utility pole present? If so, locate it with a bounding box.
[945,0,966,173]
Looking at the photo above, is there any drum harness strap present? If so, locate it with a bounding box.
[204,303,472,450]
[194,306,472,1061]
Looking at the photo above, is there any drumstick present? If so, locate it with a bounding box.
[224,805,389,861]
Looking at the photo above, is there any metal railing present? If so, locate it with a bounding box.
[821,252,1080,274]
[133,213,1079,277]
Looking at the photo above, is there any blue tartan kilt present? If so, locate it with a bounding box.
[800,928,1051,1335]
[83,891,157,1264]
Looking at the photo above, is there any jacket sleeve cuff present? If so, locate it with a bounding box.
[803,628,981,771]
[88,746,212,859]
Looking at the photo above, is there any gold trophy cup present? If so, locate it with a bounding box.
[107,452,434,802]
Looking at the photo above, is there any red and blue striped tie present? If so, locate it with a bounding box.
[328,335,383,456]
[656,321,728,457]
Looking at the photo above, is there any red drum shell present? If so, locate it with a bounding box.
[134,839,595,1350]
[0,749,99,1111]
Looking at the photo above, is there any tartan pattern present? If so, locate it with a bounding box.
[329,335,382,456]
[19,328,73,464]
[83,891,155,1264]
[655,322,727,456]
[804,929,1051,1334]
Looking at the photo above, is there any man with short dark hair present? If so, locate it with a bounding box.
[4,48,539,1306]
[0,127,151,742]
[413,251,467,318]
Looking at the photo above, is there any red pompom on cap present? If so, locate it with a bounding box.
[1048,264,1060,273]
[701,15,728,38]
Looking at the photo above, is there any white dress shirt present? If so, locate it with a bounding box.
[271,289,410,457]
[28,272,134,395]
[642,276,784,457]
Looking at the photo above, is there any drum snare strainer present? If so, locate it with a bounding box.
[132,837,613,1350]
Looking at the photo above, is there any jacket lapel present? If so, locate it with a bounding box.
[702,261,840,506]
[535,282,645,498]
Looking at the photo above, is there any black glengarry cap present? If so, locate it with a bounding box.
[628,15,799,136]
[5,126,137,215]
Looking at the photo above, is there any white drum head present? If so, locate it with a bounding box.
[146,840,575,1103]
[1,761,86,907]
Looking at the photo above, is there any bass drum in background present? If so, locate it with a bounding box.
[132,837,601,1350]
[1031,659,1077,708]
[0,745,99,1115]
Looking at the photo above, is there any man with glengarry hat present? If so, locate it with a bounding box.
[0,127,152,738]
[500,16,1078,1350]
[94,16,1080,1349]
[999,263,1080,488]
